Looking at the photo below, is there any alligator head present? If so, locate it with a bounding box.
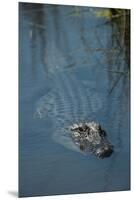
[69,121,113,159]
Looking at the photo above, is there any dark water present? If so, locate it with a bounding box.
[19,3,130,197]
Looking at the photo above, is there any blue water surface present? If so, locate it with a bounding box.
[19,3,130,197]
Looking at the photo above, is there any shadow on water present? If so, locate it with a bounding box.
[19,3,130,197]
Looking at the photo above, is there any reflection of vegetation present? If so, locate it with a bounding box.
[22,4,130,95]
[108,70,129,75]
[94,9,112,19]
[68,7,127,20]
[98,8,130,95]
[69,6,81,17]
[94,9,127,19]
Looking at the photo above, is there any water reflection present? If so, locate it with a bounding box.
[19,3,130,197]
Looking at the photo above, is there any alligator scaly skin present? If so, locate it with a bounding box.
[34,64,108,155]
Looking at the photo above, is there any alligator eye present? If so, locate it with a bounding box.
[78,127,83,132]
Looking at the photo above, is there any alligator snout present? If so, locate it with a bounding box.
[95,145,114,159]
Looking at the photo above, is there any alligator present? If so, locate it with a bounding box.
[34,41,114,159]
[34,69,114,159]
[69,121,113,158]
